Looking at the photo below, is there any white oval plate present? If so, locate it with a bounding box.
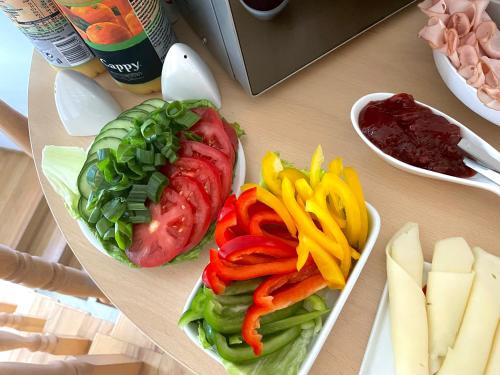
[433,50,499,126]
[181,203,381,375]
[78,140,247,257]
[351,93,500,196]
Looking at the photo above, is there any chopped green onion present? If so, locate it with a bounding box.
[103,226,115,240]
[128,184,148,202]
[147,172,168,202]
[86,164,103,189]
[127,202,147,211]
[96,217,113,238]
[97,148,112,161]
[165,100,185,118]
[115,221,132,250]
[175,110,200,128]
[136,148,154,165]
[88,206,101,224]
[184,131,202,142]
[128,211,151,223]
[116,143,135,163]
[154,153,166,167]
[102,197,127,222]
[142,165,156,172]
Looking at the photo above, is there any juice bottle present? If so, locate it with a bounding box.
[54,0,176,94]
[0,0,104,77]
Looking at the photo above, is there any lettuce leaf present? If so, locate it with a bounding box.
[41,146,86,218]
[222,328,315,375]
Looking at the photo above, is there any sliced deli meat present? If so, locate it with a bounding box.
[418,0,500,110]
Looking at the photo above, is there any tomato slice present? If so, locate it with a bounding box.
[179,141,233,199]
[170,175,211,251]
[163,157,222,221]
[191,107,235,166]
[127,188,194,267]
[222,118,238,152]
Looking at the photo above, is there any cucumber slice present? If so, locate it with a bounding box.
[95,128,128,141]
[78,197,91,221]
[101,118,135,132]
[119,109,148,121]
[88,136,122,155]
[77,159,98,199]
[135,103,156,113]
[85,152,98,165]
[142,98,166,108]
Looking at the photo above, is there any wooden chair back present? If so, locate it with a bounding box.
[0,354,142,375]
[0,100,31,157]
[0,244,106,300]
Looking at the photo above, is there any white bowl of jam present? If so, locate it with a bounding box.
[351,93,500,195]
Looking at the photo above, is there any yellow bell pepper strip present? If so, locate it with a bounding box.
[313,183,347,229]
[296,233,310,271]
[279,168,307,185]
[350,246,361,260]
[241,183,297,237]
[309,145,324,189]
[320,173,361,247]
[261,151,283,196]
[328,157,343,176]
[294,178,313,201]
[304,199,351,277]
[343,167,369,249]
[281,178,343,261]
[300,234,345,289]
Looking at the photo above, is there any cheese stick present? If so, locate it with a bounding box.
[426,238,475,373]
[386,222,429,375]
[438,247,500,375]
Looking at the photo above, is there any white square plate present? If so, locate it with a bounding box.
[359,263,431,375]
[181,203,381,374]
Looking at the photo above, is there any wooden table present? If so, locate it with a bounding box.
[28,5,499,375]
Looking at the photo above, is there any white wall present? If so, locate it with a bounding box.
[0,11,34,151]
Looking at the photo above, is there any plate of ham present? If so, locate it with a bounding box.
[418,0,500,125]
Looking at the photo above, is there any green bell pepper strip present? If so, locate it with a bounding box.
[228,335,243,345]
[178,288,209,327]
[202,320,215,346]
[303,294,328,334]
[259,309,329,335]
[213,300,251,318]
[204,299,245,334]
[214,326,301,363]
[203,300,304,335]
[213,293,254,306]
[223,278,263,296]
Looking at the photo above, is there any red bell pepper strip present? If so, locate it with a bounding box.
[218,235,296,262]
[215,195,240,247]
[242,274,327,355]
[218,194,237,221]
[252,263,319,307]
[210,249,297,281]
[233,254,276,265]
[248,208,299,247]
[236,187,258,231]
[202,263,228,295]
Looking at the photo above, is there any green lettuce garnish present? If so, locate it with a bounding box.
[41,146,86,218]
[222,328,315,375]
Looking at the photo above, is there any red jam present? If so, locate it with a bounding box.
[358,93,475,178]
